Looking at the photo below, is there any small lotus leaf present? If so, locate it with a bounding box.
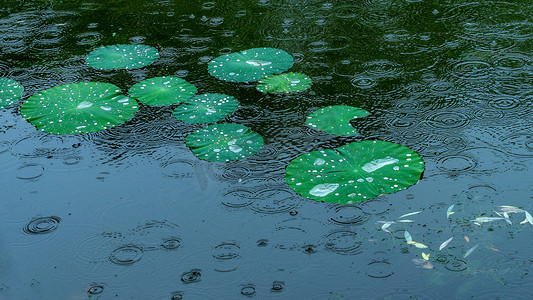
[208,48,294,82]
[186,123,264,162]
[128,76,197,106]
[256,72,312,94]
[21,82,138,134]
[307,105,369,136]
[86,44,159,70]
[0,77,24,109]
[173,93,238,124]
[286,140,425,203]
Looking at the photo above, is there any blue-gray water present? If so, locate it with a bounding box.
[0,0,532,299]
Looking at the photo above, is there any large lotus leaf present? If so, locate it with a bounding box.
[256,72,312,94]
[0,77,24,109]
[21,82,138,134]
[208,48,294,82]
[173,93,238,124]
[128,76,197,106]
[86,44,159,70]
[186,123,264,162]
[307,106,369,136]
[286,140,425,204]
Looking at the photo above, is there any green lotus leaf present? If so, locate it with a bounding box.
[286,140,425,204]
[21,82,138,134]
[186,123,264,162]
[173,93,238,124]
[0,77,24,109]
[307,105,369,136]
[128,76,197,106]
[86,44,159,70]
[256,72,312,94]
[208,48,294,82]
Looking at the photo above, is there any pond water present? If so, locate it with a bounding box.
[0,0,532,299]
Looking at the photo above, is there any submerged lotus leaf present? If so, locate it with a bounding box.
[186,123,264,162]
[0,77,24,109]
[21,82,138,134]
[128,76,197,106]
[307,105,369,136]
[173,93,238,124]
[208,48,294,82]
[286,140,425,203]
[86,44,159,70]
[256,72,312,94]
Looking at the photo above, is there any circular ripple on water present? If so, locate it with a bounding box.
[221,188,255,208]
[488,97,521,110]
[435,254,468,272]
[273,218,325,251]
[109,244,144,265]
[428,80,456,95]
[463,184,498,205]
[456,147,509,173]
[436,154,477,173]
[240,284,256,297]
[126,220,181,251]
[23,216,61,234]
[473,108,504,120]
[351,1,399,27]
[212,242,241,272]
[86,283,105,295]
[359,197,390,215]
[63,156,82,165]
[16,163,45,180]
[451,60,492,80]
[361,59,403,79]
[493,52,529,70]
[393,98,423,114]
[327,204,367,225]
[76,32,102,46]
[307,36,350,53]
[324,230,362,255]
[350,76,378,89]
[214,164,255,184]
[372,288,438,300]
[161,238,182,250]
[500,133,533,157]
[270,281,285,293]
[424,111,470,129]
[439,1,527,24]
[366,260,395,278]
[260,20,310,42]
[161,159,198,179]
[248,186,302,215]
[11,134,83,158]
[384,115,418,130]
[170,291,185,300]
[481,256,533,287]
[228,105,265,125]
[181,269,202,283]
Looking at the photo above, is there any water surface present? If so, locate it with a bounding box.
[0,0,532,299]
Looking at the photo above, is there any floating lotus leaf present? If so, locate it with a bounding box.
[86,44,159,70]
[186,123,264,162]
[0,77,24,109]
[256,72,312,94]
[286,140,425,204]
[21,82,138,134]
[208,48,294,82]
[128,76,197,106]
[173,93,238,124]
[307,105,370,136]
